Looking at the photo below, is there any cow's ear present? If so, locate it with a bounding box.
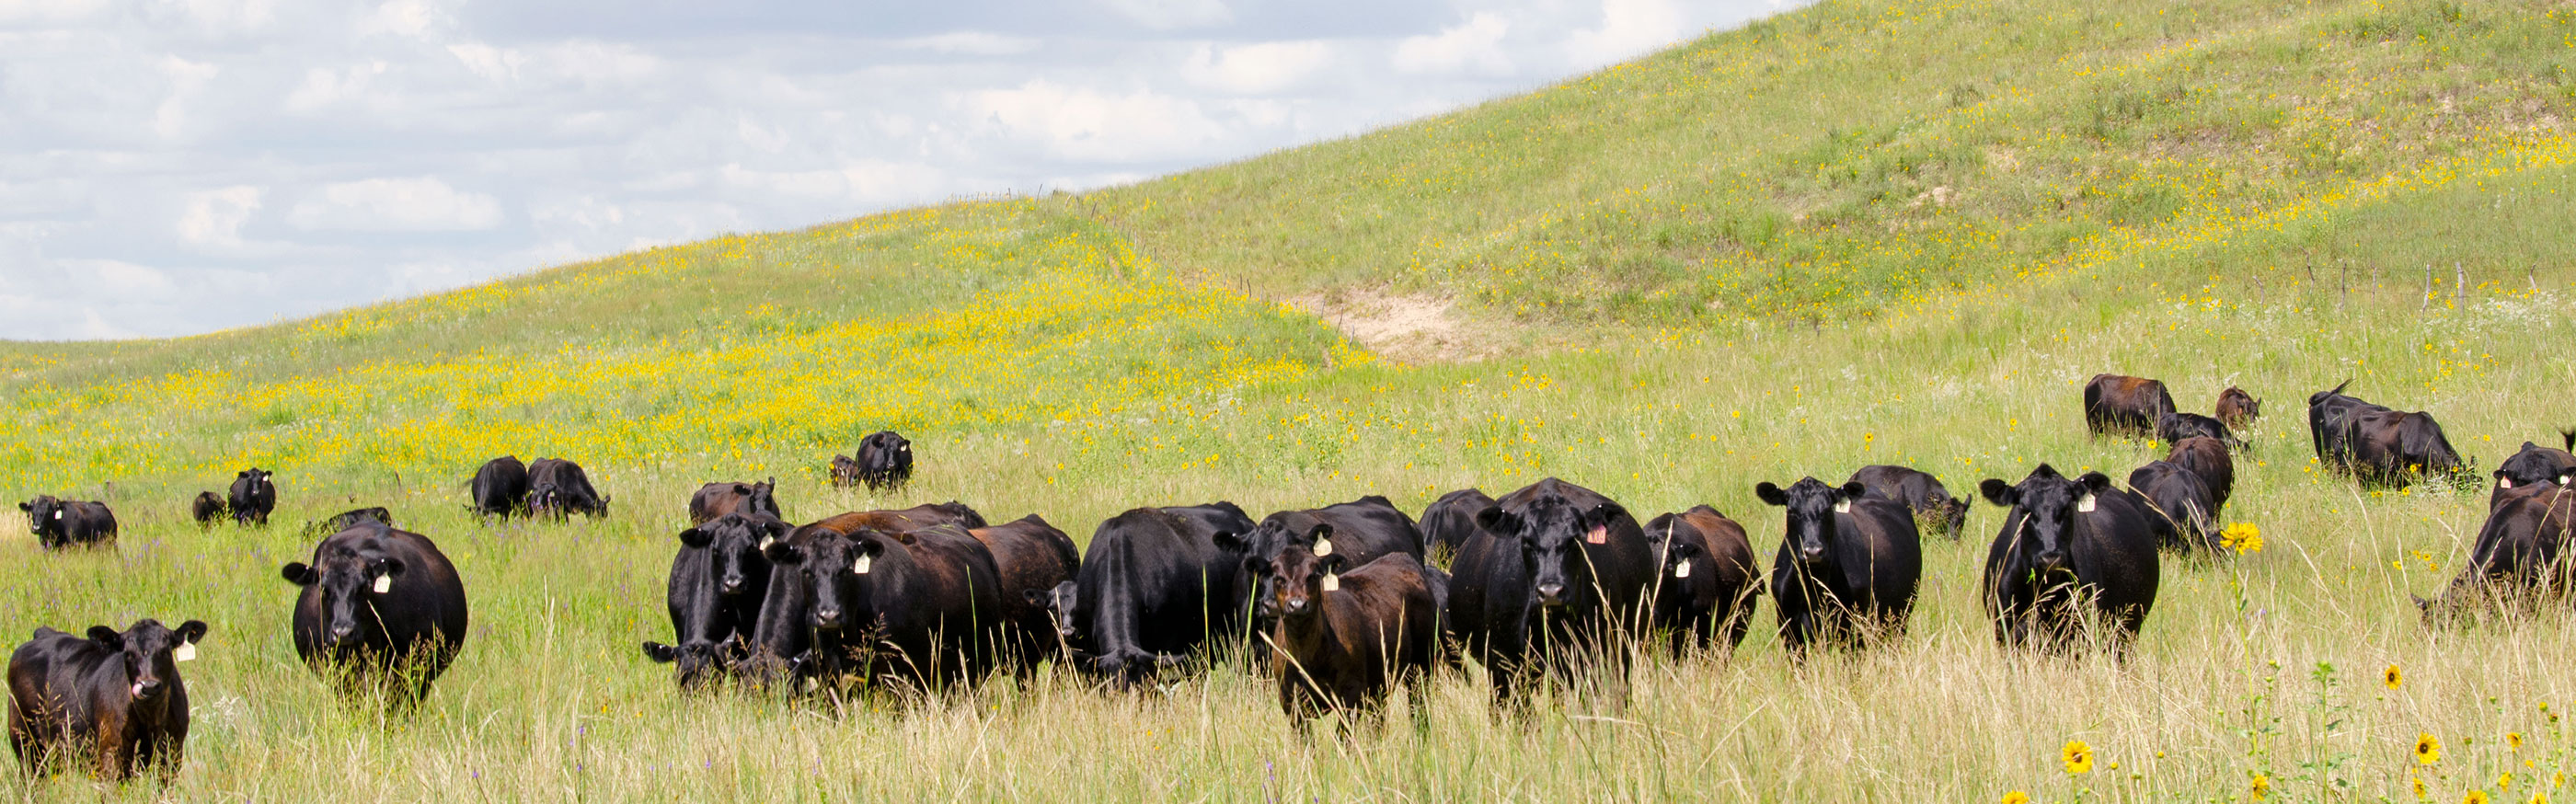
[1838,481,1868,502]
[1473,506,1515,535]
[642,641,678,663]
[374,557,408,579]
[1978,479,2015,508]
[178,620,208,643]
[281,562,317,585]
[855,537,889,558]
[1302,523,1335,550]
[1754,482,1788,507]
[764,519,793,538]
[1211,530,1248,553]
[1673,542,1705,559]
[1317,554,1349,576]
[86,626,121,647]
[1588,500,1628,527]
[733,484,751,496]
[2076,472,2115,495]
[1241,555,1271,576]
[1021,589,1050,607]
[679,527,713,548]
[17,501,28,511]
[237,470,248,478]
[765,542,804,564]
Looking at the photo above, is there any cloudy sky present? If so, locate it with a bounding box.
[0,0,1796,340]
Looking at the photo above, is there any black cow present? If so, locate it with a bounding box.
[1216,496,1423,647]
[2307,380,2390,467]
[2416,484,2576,626]
[2126,461,2221,554]
[469,456,531,519]
[643,511,788,690]
[279,523,470,711]
[190,492,225,529]
[1447,477,1653,708]
[844,431,914,492]
[2348,409,2469,488]
[303,507,393,538]
[527,457,610,520]
[763,524,1004,695]
[227,467,277,526]
[6,619,207,780]
[2165,436,2236,511]
[1251,542,1441,733]
[2215,386,2261,430]
[1053,502,1255,688]
[970,515,1081,672]
[738,501,996,687]
[1419,488,1495,563]
[1980,465,2160,654]
[2085,373,2177,438]
[1754,477,1922,657]
[1641,506,1761,657]
[1845,465,1970,541]
[19,496,116,550]
[2491,432,2576,502]
[2156,411,2243,451]
[688,479,780,525]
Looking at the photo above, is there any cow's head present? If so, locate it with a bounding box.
[641,634,744,691]
[1648,527,1704,582]
[748,478,778,516]
[1755,477,1868,568]
[1930,495,1971,540]
[87,619,208,703]
[237,467,273,494]
[1478,492,1626,610]
[528,482,566,518]
[766,528,903,632]
[1979,464,2111,580]
[680,513,788,597]
[2308,379,2352,408]
[280,544,405,649]
[1240,525,1345,623]
[20,495,63,534]
[830,455,860,483]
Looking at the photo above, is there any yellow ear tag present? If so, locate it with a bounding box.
[2076,495,2097,513]
[854,555,873,575]
[1673,561,1692,579]
[1833,500,1851,514]
[758,535,776,550]
[371,576,392,593]
[172,642,196,662]
[1320,573,1340,592]
[1584,526,1607,545]
[1312,538,1332,557]
[2500,477,2513,489]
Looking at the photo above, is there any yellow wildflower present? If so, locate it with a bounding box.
[2220,522,2264,554]
[2419,732,2444,764]
[2386,664,2404,690]
[2063,740,2094,775]
[2001,792,2030,804]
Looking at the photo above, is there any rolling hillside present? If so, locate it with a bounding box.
[4,0,2575,799]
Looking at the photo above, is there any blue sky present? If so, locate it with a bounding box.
[0,0,1797,339]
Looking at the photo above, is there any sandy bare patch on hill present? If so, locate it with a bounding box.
[1290,288,1490,364]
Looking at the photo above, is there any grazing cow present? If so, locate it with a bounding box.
[763,524,1004,694]
[1419,488,1495,563]
[2156,411,2243,451]
[227,468,277,526]
[688,479,781,525]
[1053,502,1256,688]
[1250,543,1441,732]
[6,619,207,780]
[469,456,531,519]
[2415,483,2576,626]
[1845,465,1970,541]
[2347,409,2469,488]
[189,492,224,529]
[969,515,1081,672]
[1754,477,1922,657]
[2215,386,2261,430]
[303,507,393,538]
[2084,373,2177,437]
[2165,436,2236,511]
[19,497,116,550]
[279,523,470,710]
[1640,506,1760,657]
[1447,477,1654,708]
[2306,380,2390,467]
[1216,497,1423,648]
[844,431,914,492]
[2126,461,2221,553]
[1979,465,2160,654]
[527,458,610,520]
[643,511,788,690]
[800,502,986,536]
[2491,432,2576,502]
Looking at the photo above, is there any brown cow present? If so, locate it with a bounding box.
[969,514,1082,672]
[799,501,987,538]
[1254,543,1442,734]
[1641,506,1761,657]
[2215,387,2261,430]
[2165,436,2236,511]
[2084,373,2177,438]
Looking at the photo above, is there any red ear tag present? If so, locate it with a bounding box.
[1585,526,1607,545]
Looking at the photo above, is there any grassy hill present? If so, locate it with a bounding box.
[5,0,2576,799]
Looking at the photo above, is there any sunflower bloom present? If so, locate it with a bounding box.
[2531,790,2549,804]
[2001,792,2030,804]
[2419,732,2444,764]
[2220,522,2264,554]
[2386,664,2404,690]
[2509,732,2524,751]
[2063,740,2094,775]
[2252,773,2271,799]
[2469,791,2491,804]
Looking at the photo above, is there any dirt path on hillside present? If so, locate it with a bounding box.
[1289,289,1493,364]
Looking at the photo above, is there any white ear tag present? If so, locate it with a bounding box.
[758,535,776,550]
[2076,495,2097,513]
[172,642,196,662]
[1833,500,1851,514]
[52,511,62,520]
[1585,526,1607,545]
[372,575,392,593]
[1320,573,1340,592]
[1312,538,1333,557]
[1673,561,1693,579]
[2501,477,2513,489]
[854,555,873,575]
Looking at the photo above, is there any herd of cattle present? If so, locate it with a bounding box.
[8,383,2574,780]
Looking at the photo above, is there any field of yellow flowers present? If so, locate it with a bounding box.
[5,0,2576,799]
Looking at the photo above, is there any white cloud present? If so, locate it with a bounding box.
[287,178,503,232]
[358,0,452,40]
[153,55,221,141]
[898,32,1040,56]
[177,186,264,249]
[1565,0,1691,69]
[0,0,111,25]
[1393,12,1512,76]
[1096,0,1231,30]
[966,80,1229,163]
[285,61,390,111]
[1183,40,1333,95]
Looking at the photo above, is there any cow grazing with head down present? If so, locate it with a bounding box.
[469,456,531,520]
[2307,380,2390,468]
[643,511,788,690]
[7,618,208,780]
[837,431,914,492]
[762,523,1004,695]
[279,523,470,711]
[190,492,224,529]
[2164,436,2235,511]
[2085,373,2177,438]
[688,479,781,525]
[2125,461,2221,554]
[1049,502,1255,689]
[800,501,986,536]
[1755,477,1922,657]
[1250,538,1442,733]
[1216,497,1423,649]
[2415,483,2576,627]
[19,497,116,550]
[1640,506,1761,657]
[2491,432,2576,503]
[969,515,1081,672]
[527,458,610,520]
[2215,387,2261,430]
[1845,465,1970,541]
[2347,409,2470,488]
[226,468,276,526]
[1446,477,1654,708]
[2156,412,2243,452]
[1979,465,2160,655]
[1419,488,1495,564]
